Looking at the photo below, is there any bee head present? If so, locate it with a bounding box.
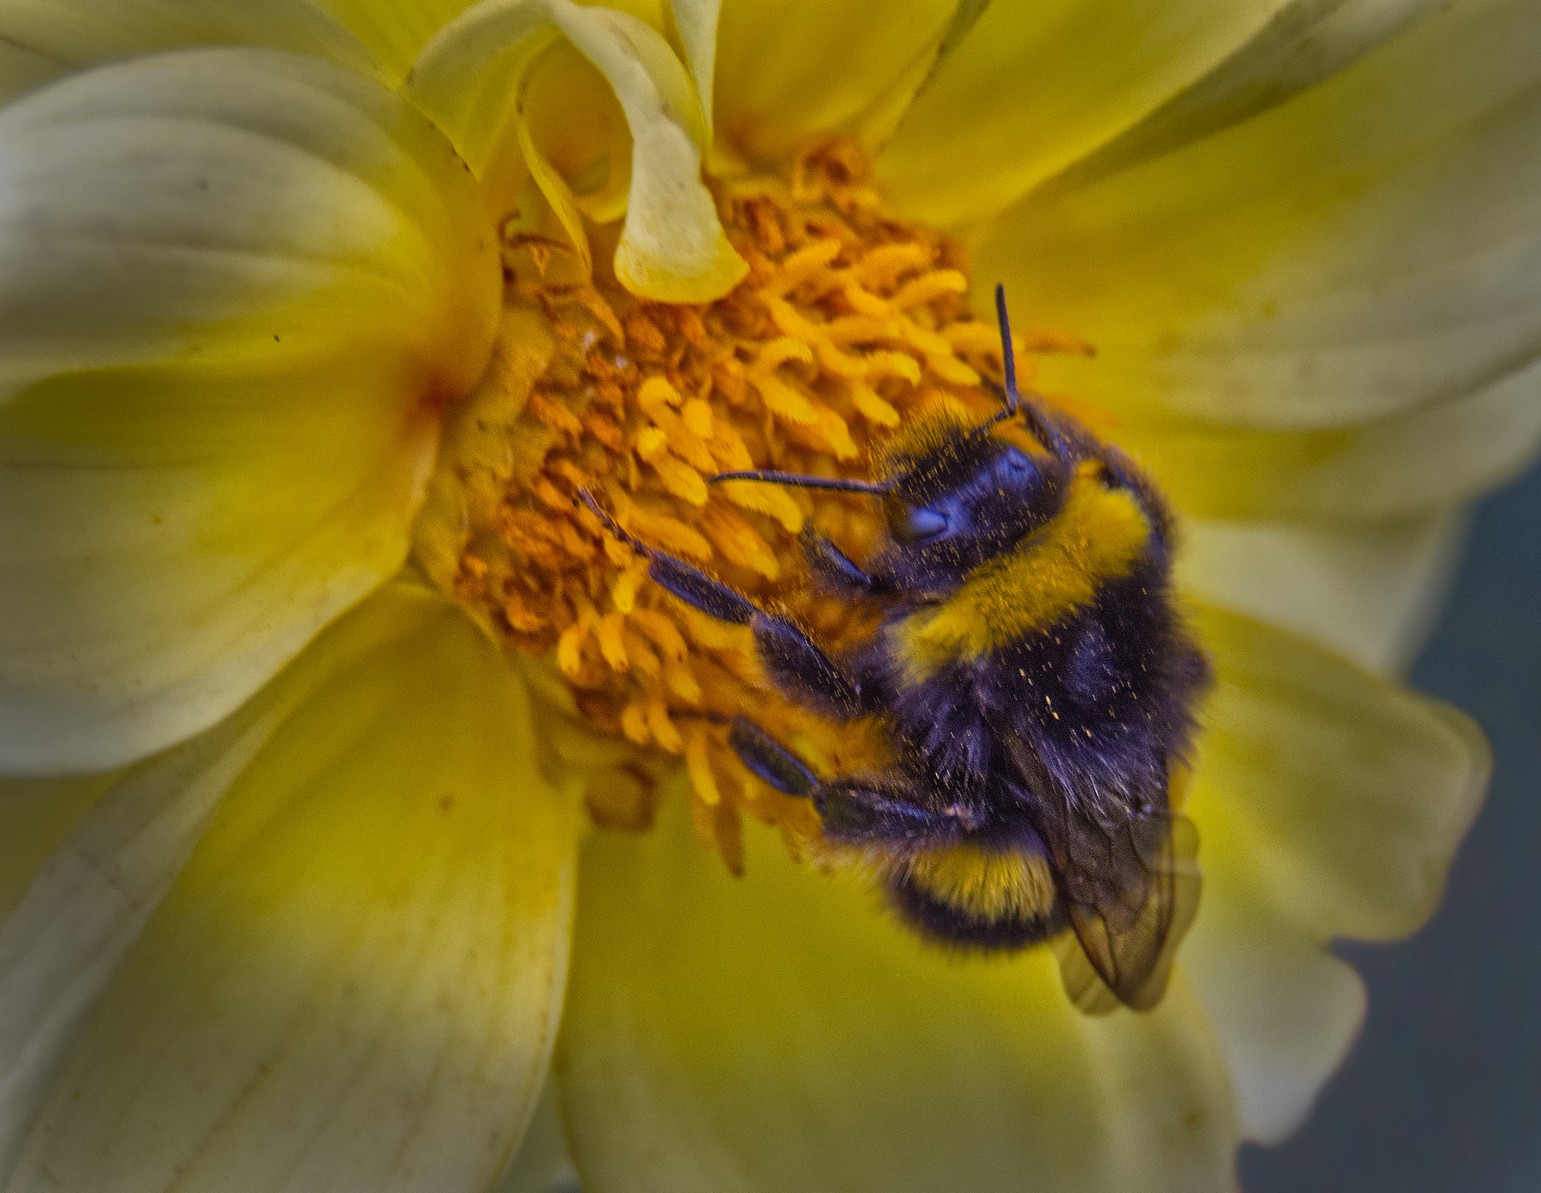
[706,285,1080,587]
[873,409,1072,585]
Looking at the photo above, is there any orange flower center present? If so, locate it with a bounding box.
[413,141,1091,865]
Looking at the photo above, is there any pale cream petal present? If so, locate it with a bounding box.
[410,0,744,300]
[880,0,1441,227]
[5,583,581,1193]
[1178,513,1466,674]
[1183,607,1488,1141]
[1181,872,1366,1146]
[978,0,1541,430]
[0,0,380,104]
[559,794,1238,1193]
[0,48,501,774]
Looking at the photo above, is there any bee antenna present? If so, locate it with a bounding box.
[708,469,891,495]
[576,488,654,558]
[994,282,1020,417]
[991,283,1075,462]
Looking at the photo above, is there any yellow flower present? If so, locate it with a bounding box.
[0,1,1524,1190]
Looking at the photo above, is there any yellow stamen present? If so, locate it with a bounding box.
[413,140,1067,853]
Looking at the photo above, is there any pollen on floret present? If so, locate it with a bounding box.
[412,140,1082,863]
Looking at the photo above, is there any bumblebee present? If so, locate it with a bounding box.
[581,287,1208,1011]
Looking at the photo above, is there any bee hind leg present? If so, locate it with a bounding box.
[726,717,941,841]
[727,716,818,797]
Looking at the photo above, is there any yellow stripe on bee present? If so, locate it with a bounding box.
[897,844,1057,921]
[896,467,1151,680]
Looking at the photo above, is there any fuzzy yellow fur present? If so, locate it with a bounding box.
[895,464,1150,680]
[895,844,1058,920]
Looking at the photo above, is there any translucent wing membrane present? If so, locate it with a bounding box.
[1048,806,1201,1014]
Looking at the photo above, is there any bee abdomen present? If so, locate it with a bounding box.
[886,841,1066,950]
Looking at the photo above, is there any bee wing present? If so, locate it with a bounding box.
[1037,789,1201,1014]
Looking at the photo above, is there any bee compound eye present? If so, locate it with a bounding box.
[997,447,1032,478]
[901,506,949,542]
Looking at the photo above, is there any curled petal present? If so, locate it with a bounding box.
[665,0,721,139]
[312,0,668,81]
[410,0,746,301]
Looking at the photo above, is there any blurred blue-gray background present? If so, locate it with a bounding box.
[1243,461,1541,1193]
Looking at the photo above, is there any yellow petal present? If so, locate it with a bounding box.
[559,792,1238,1193]
[411,0,745,301]
[977,0,1541,430]
[313,0,478,78]
[665,0,720,138]
[1015,0,1447,204]
[1111,363,1541,521]
[878,0,1292,225]
[1183,607,1488,1140]
[0,48,501,774]
[496,1077,581,1193]
[313,0,667,81]
[0,706,279,1174]
[1182,871,1366,1146]
[1178,513,1466,674]
[0,0,381,104]
[5,582,581,1193]
[714,0,959,163]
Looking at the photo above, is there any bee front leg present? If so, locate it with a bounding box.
[580,491,867,719]
[800,528,892,598]
[648,551,865,717]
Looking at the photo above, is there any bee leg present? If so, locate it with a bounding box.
[641,550,865,717]
[800,528,892,597]
[728,716,995,858]
[579,489,867,718]
[751,609,866,718]
[814,780,948,840]
[727,716,818,797]
[727,718,944,835]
